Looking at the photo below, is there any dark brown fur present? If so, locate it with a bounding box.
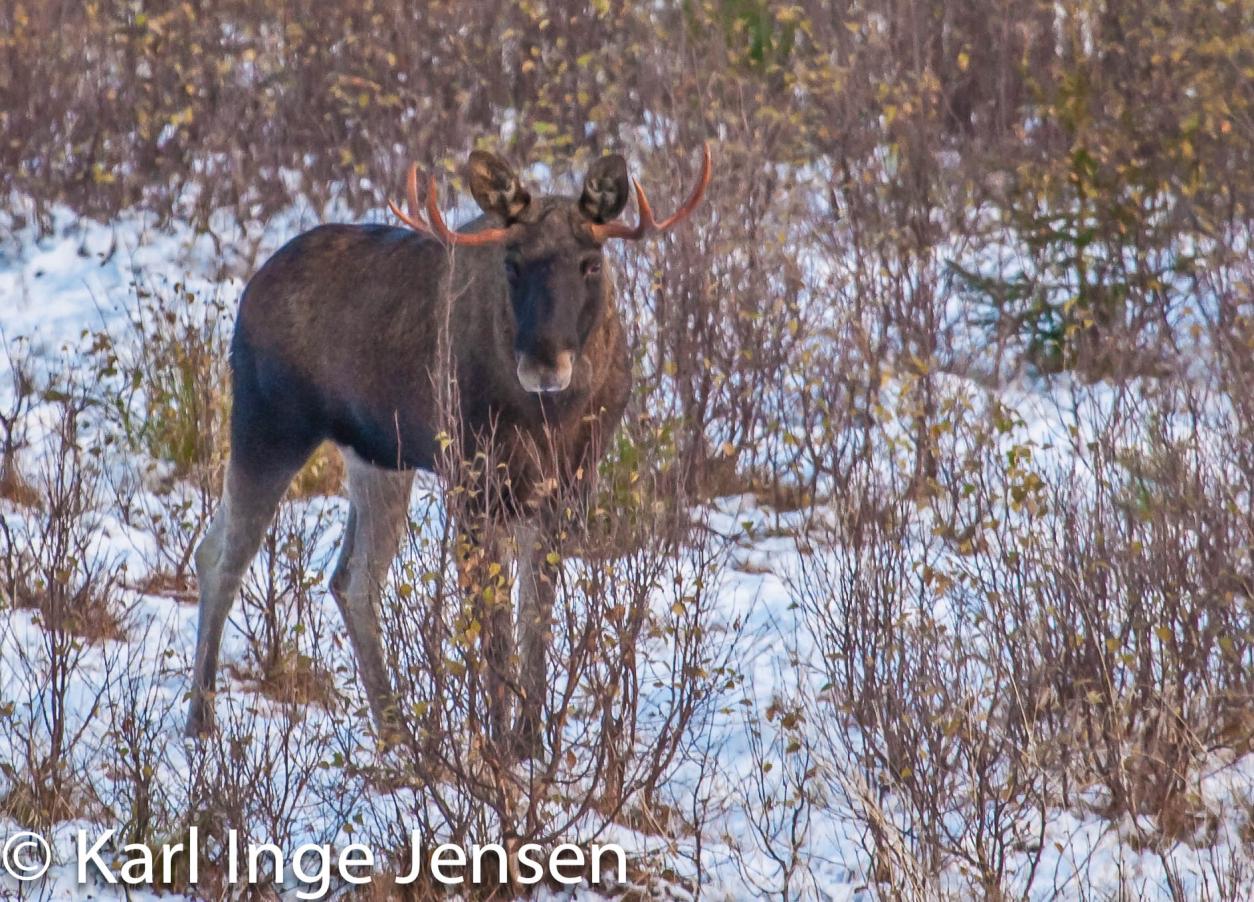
[187,151,639,741]
[230,208,630,512]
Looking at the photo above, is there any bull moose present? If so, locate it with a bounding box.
[185,143,711,752]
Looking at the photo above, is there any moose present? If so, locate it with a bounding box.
[185,143,711,751]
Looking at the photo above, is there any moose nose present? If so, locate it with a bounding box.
[517,350,574,394]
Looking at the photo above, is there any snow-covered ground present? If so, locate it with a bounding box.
[1,198,1251,900]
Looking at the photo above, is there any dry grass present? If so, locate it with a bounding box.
[290,443,347,499]
[0,456,40,508]
[229,651,340,712]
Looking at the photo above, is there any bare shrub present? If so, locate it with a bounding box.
[233,500,343,713]
[0,374,124,827]
[98,632,185,849]
[0,347,39,508]
[326,369,733,888]
[2,0,1252,896]
[185,701,351,894]
[88,281,232,594]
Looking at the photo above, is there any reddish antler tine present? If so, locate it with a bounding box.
[654,141,712,231]
[424,172,454,243]
[406,163,423,221]
[423,172,516,247]
[388,162,432,234]
[632,179,656,235]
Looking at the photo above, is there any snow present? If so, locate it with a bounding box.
[1,199,1251,900]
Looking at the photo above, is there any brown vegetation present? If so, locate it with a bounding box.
[1,0,1251,897]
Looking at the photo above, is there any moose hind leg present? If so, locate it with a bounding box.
[186,458,303,737]
[330,450,414,736]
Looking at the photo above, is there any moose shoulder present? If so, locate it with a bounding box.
[230,221,629,499]
[186,143,711,749]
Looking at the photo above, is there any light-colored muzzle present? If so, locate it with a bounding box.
[516,350,574,394]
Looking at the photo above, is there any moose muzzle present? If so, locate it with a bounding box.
[516,351,574,394]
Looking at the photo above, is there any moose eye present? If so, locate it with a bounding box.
[582,258,602,278]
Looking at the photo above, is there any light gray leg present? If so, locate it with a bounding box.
[186,459,299,737]
[514,522,556,753]
[329,450,414,735]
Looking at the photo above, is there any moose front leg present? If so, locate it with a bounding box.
[513,521,559,758]
[457,529,518,747]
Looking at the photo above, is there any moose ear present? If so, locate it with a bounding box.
[579,154,630,223]
[466,150,531,221]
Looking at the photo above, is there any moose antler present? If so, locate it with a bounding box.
[586,142,712,243]
[387,164,519,246]
[389,142,713,245]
